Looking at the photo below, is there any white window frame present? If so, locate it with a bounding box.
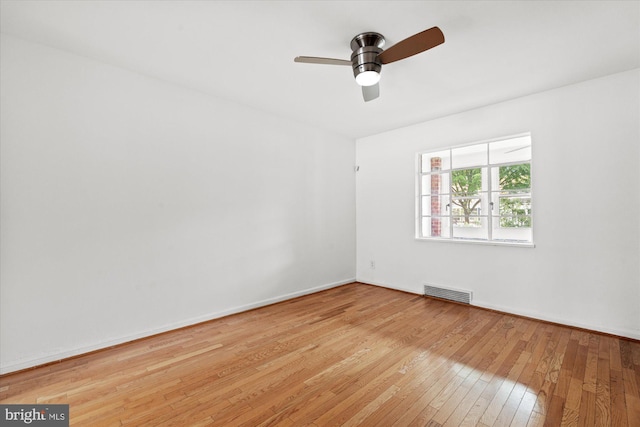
[416,133,534,247]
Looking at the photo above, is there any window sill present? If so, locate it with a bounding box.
[415,237,535,248]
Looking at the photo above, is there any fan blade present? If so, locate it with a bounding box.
[378,26,444,65]
[362,83,379,102]
[294,56,351,66]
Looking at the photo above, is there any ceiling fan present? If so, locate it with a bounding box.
[294,26,444,102]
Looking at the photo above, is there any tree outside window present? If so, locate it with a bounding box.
[451,168,482,226]
[498,163,531,228]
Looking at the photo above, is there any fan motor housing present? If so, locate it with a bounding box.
[350,32,385,80]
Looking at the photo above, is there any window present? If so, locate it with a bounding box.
[417,134,532,245]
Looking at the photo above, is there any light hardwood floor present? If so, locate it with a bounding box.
[1,283,639,426]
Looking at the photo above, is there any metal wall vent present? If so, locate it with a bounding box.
[424,284,472,305]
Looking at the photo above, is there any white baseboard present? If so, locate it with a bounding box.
[356,279,423,296]
[0,278,355,375]
[472,299,640,341]
[358,280,639,340]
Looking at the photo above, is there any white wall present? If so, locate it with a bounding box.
[356,69,640,339]
[2,33,637,375]
[0,34,356,373]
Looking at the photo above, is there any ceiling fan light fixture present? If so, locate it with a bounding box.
[293,27,445,102]
[355,70,381,86]
[350,36,383,97]
[351,38,384,88]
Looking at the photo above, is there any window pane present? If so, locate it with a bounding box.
[451,168,483,196]
[421,175,429,196]
[452,143,487,169]
[499,163,530,192]
[452,215,483,227]
[451,197,484,218]
[499,216,531,228]
[421,217,429,238]
[421,173,450,196]
[421,150,450,173]
[499,196,531,221]
[424,194,450,216]
[492,218,532,242]
[491,194,531,224]
[421,196,429,215]
[422,216,450,238]
[422,196,450,216]
[489,135,531,164]
[452,217,488,240]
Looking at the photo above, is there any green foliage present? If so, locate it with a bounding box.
[452,168,482,196]
[451,168,482,224]
[448,164,531,227]
[499,163,530,191]
[499,163,531,228]
[499,198,532,227]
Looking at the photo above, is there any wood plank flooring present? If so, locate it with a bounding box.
[1,283,639,426]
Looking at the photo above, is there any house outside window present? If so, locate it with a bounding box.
[417,134,533,245]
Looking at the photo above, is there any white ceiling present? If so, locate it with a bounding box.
[1,0,638,139]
